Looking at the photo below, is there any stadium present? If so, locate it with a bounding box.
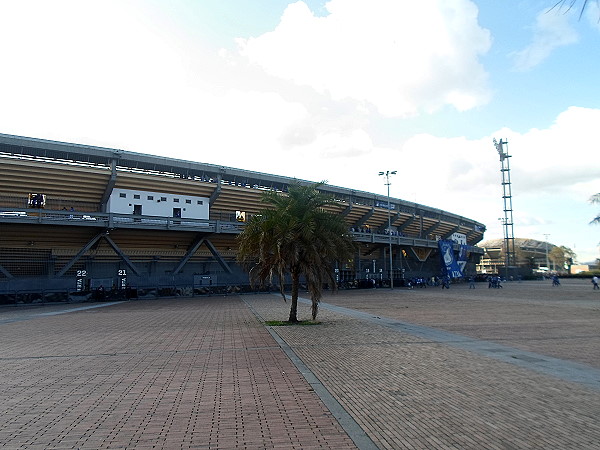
[0,133,486,302]
[477,238,564,275]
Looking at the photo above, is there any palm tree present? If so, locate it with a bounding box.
[237,182,355,322]
[551,0,597,19]
[590,193,600,225]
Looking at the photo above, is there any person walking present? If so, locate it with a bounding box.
[441,276,450,289]
[593,276,599,290]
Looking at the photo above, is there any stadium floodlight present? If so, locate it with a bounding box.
[493,138,508,161]
[544,233,550,270]
[379,170,397,289]
[494,138,515,280]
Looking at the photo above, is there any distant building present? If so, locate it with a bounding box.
[476,238,559,275]
[570,265,589,274]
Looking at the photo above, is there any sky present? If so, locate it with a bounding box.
[1,0,599,262]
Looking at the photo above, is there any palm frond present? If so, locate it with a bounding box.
[237,181,355,321]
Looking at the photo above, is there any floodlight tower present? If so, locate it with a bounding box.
[543,233,550,270]
[493,138,516,278]
[379,170,396,289]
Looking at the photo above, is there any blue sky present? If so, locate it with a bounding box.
[1,0,599,262]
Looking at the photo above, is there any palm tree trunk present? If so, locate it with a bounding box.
[311,297,318,321]
[288,271,299,322]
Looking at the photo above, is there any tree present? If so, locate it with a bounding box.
[237,182,356,322]
[549,245,576,271]
[590,193,600,225]
[550,0,597,19]
[561,246,577,267]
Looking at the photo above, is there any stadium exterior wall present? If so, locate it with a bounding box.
[0,133,486,302]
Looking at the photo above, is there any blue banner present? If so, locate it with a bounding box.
[457,244,469,275]
[438,240,463,278]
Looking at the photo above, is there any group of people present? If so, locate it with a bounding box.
[488,276,503,289]
[552,274,561,286]
[406,277,430,289]
[340,274,600,290]
[348,226,404,236]
[547,274,599,289]
[406,276,448,289]
[383,229,404,237]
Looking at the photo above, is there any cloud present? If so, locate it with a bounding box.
[281,106,600,232]
[236,0,491,117]
[0,1,596,260]
[374,107,598,261]
[502,107,600,193]
[512,9,579,71]
[0,0,191,148]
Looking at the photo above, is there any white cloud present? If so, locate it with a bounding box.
[371,107,599,262]
[496,107,600,194]
[512,9,579,71]
[0,1,596,261]
[267,105,598,261]
[236,0,491,117]
[0,0,191,148]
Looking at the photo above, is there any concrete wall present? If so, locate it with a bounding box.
[107,188,209,219]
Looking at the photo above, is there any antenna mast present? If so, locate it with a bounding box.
[493,138,516,277]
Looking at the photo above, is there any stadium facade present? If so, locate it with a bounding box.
[0,133,486,302]
[477,238,561,275]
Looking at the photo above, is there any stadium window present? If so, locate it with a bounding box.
[186,199,191,204]
[197,200,203,205]
[120,193,126,198]
[161,197,167,202]
[134,194,140,199]
[147,195,154,200]
[174,198,179,203]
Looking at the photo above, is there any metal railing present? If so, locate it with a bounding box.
[0,208,245,233]
[0,207,484,253]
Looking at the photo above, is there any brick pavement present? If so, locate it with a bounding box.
[318,278,600,368]
[2,279,599,449]
[246,279,600,449]
[0,298,356,449]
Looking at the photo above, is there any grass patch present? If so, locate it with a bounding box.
[265,320,321,326]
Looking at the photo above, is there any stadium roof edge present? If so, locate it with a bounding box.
[0,132,486,230]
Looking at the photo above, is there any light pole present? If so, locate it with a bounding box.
[543,233,550,271]
[379,170,396,289]
[498,217,509,279]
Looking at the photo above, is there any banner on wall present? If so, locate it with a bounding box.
[457,244,469,274]
[450,232,467,245]
[438,239,463,278]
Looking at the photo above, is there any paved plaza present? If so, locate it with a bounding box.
[1,279,599,449]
